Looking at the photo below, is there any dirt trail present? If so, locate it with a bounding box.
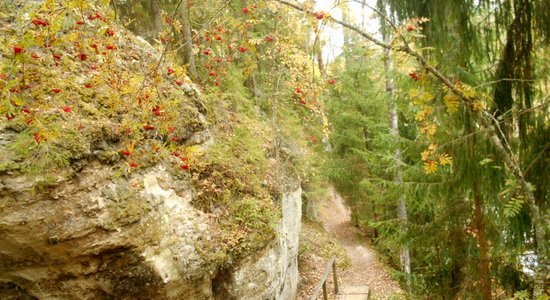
[318,187,402,299]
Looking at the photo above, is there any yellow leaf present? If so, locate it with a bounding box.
[439,153,453,166]
[426,124,436,136]
[66,32,80,43]
[415,111,425,122]
[415,106,433,122]
[444,94,460,113]
[420,91,434,103]
[472,100,484,111]
[458,83,476,98]
[421,149,431,161]
[12,96,26,106]
[423,160,438,174]
[420,123,437,136]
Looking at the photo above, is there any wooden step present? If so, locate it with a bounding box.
[336,285,370,300]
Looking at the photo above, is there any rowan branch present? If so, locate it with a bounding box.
[275,0,392,50]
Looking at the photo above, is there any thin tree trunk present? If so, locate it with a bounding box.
[181,0,197,79]
[150,0,163,33]
[361,0,366,29]
[480,114,548,299]
[384,45,411,288]
[245,73,260,98]
[342,3,352,71]
[314,30,326,77]
[449,224,466,298]
[473,180,492,300]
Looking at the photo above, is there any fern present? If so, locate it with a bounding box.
[500,178,526,219]
[514,290,531,300]
[503,196,525,219]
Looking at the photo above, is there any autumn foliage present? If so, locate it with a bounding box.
[0,0,200,174]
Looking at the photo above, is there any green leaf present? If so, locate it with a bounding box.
[479,158,493,165]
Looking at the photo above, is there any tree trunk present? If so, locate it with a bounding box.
[314,30,326,77]
[361,0,367,29]
[180,0,197,79]
[342,3,352,71]
[150,0,163,33]
[449,224,466,299]
[245,73,260,98]
[479,114,548,299]
[384,45,411,288]
[473,181,492,300]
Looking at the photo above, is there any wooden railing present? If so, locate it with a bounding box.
[309,256,339,300]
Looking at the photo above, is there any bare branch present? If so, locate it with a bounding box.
[475,77,536,88]
[274,0,392,50]
[348,0,398,31]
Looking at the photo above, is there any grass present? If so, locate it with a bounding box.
[299,219,352,270]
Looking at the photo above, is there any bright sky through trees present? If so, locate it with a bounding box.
[314,0,380,62]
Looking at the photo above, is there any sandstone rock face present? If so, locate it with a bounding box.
[0,160,301,299]
[213,187,302,300]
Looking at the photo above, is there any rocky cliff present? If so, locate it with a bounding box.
[0,1,301,299]
[0,163,301,300]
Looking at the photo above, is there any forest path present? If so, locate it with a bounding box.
[317,187,403,299]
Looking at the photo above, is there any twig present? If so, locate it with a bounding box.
[524,143,550,178]
[475,77,536,88]
[349,0,398,30]
[110,0,118,21]
[133,0,184,91]
[170,1,230,53]
[133,0,230,99]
